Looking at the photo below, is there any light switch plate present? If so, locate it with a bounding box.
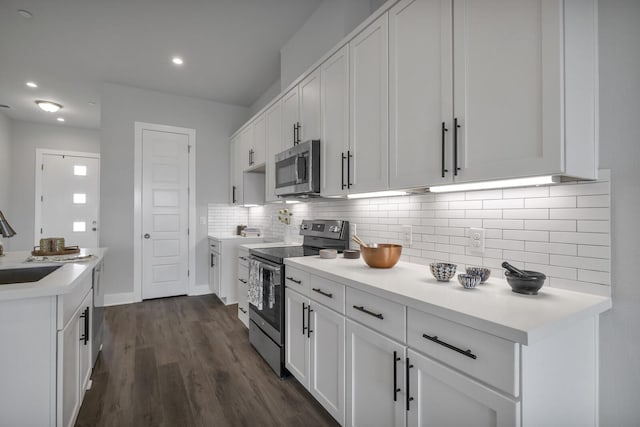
[468,227,485,254]
[402,225,412,246]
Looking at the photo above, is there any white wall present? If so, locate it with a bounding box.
[100,82,249,299]
[280,0,371,89]
[7,120,100,251]
[598,0,640,424]
[249,79,281,117]
[0,113,11,213]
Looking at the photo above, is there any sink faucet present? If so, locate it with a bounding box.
[0,210,16,256]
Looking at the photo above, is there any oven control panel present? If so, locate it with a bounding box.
[300,219,347,240]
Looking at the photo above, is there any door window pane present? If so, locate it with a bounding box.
[73,193,87,204]
[73,221,86,232]
[74,165,87,176]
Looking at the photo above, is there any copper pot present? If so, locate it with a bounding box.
[360,244,402,268]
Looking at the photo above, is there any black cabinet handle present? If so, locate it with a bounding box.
[312,288,333,299]
[296,122,301,144]
[352,305,384,320]
[341,152,347,189]
[239,307,247,314]
[347,150,353,188]
[441,122,449,178]
[293,123,297,145]
[393,351,401,402]
[239,279,247,284]
[232,185,236,204]
[307,306,313,338]
[211,253,214,267]
[422,333,477,360]
[286,276,302,284]
[406,357,414,410]
[79,307,90,345]
[302,302,308,335]
[453,117,461,176]
[239,256,247,261]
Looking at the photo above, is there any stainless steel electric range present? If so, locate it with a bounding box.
[247,219,349,377]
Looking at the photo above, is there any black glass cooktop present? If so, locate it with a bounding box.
[250,246,320,264]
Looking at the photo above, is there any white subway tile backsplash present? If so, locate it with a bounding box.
[235,171,610,297]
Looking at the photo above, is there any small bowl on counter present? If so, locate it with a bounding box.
[504,270,547,295]
[429,263,457,282]
[465,267,491,283]
[458,273,481,289]
[319,249,337,259]
[360,244,402,268]
[343,249,360,259]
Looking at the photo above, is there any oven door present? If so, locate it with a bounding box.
[274,140,320,196]
[248,257,283,344]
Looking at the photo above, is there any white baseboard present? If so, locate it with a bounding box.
[190,283,213,296]
[104,292,138,306]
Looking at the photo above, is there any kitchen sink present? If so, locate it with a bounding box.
[0,265,62,285]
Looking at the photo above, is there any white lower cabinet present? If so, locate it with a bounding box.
[286,287,345,424]
[407,349,519,427]
[346,319,406,427]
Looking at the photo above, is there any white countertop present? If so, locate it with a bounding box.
[0,248,107,302]
[240,241,301,250]
[208,234,264,241]
[285,256,612,345]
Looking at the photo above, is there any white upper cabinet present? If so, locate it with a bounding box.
[265,100,283,202]
[231,134,244,205]
[349,13,390,194]
[299,68,322,142]
[282,86,300,149]
[320,45,350,197]
[389,0,453,189]
[250,113,266,168]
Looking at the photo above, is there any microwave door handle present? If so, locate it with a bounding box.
[294,156,300,183]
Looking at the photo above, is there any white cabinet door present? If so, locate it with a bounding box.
[251,114,266,167]
[389,0,453,189]
[299,68,322,142]
[239,125,253,172]
[231,135,244,205]
[265,100,283,202]
[57,308,82,427]
[285,288,310,388]
[79,291,93,393]
[349,13,389,194]
[407,349,519,427]
[320,44,350,197]
[310,302,345,424]
[346,320,405,427]
[452,0,563,182]
[282,86,300,149]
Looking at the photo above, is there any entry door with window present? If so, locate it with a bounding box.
[39,153,100,248]
[141,128,190,300]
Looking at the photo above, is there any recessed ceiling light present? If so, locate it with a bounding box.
[35,100,63,113]
[17,9,33,19]
[172,56,184,65]
[0,104,10,109]
[56,117,65,122]
[26,81,38,88]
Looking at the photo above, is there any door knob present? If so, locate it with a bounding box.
[144,234,150,239]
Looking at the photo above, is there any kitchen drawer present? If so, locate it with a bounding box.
[307,275,345,314]
[238,249,250,268]
[238,265,248,285]
[346,287,405,343]
[285,266,310,296]
[57,271,92,330]
[407,308,519,397]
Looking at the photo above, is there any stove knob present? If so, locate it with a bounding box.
[301,223,309,230]
[329,225,340,233]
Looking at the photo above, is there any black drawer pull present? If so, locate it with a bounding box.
[239,279,247,284]
[312,288,333,299]
[239,256,247,261]
[353,305,384,320]
[286,276,302,284]
[239,307,247,314]
[422,333,477,360]
[393,351,401,402]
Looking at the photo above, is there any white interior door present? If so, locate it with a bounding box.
[141,128,190,300]
[39,153,100,248]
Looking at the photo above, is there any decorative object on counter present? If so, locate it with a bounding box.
[501,261,531,278]
[466,267,491,283]
[430,262,457,282]
[319,249,338,259]
[360,244,402,268]
[504,270,547,295]
[352,234,376,248]
[241,227,261,237]
[26,253,95,263]
[277,208,293,225]
[31,245,81,256]
[458,273,481,289]
[236,224,247,235]
[0,210,16,256]
[343,249,360,259]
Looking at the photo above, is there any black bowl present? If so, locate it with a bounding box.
[504,270,546,295]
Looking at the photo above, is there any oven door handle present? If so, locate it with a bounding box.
[258,263,281,274]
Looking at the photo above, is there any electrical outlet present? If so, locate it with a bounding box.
[468,228,485,254]
[402,225,412,246]
[200,216,207,225]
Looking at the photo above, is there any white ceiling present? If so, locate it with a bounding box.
[0,0,323,129]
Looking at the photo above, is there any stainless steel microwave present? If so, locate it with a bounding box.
[274,140,320,197]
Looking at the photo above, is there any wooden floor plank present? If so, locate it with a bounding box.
[76,294,338,426]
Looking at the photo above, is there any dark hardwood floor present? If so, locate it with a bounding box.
[76,295,339,427]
